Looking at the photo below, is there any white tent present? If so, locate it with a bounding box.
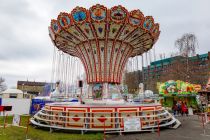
[0,89,23,98]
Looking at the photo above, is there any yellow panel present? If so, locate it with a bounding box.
[90,108,115,129]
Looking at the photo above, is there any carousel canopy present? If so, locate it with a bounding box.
[49,4,160,84]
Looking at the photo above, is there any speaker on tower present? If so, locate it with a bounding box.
[78,80,83,87]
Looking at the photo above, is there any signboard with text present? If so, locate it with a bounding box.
[12,114,20,126]
[124,117,141,131]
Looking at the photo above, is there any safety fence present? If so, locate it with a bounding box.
[197,112,210,136]
[31,108,178,139]
[0,106,30,139]
[0,114,30,139]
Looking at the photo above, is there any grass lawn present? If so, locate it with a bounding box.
[0,116,103,140]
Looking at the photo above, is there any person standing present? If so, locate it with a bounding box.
[172,103,178,116]
[177,101,181,116]
[181,102,188,116]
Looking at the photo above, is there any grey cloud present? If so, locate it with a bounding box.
[0,0,210,87]
[0,0,52,61]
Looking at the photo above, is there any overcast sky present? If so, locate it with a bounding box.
[0,0,210,88]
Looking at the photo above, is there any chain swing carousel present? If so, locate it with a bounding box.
[31,4,181,132]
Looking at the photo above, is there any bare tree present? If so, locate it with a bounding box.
[175,33,199,57]
[0,77,7,92]
[175,33,199,81]
[124,70,142,93]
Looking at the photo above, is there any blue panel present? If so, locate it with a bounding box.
[73,11,86,22]
[30,99,52,115]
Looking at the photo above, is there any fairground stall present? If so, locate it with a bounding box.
[158,80,201,111]
[30,4,180,133]
[199,90,210,112]
[198,78,210,113]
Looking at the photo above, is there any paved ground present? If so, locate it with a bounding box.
[107,115,210,140]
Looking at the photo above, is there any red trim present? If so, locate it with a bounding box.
[50,108,64,126]
[74,25,97,83]
[115,43,129,83]
[91,109,114,128]
[66,108,87,128]
[116,43,129,83]
[104,22,109,82]
[85,42,95,83]
[116,45,132,82]
[118,108,139,128]
[141,107,155,111]
[112,41,123,82]
[108,24,124,83]
[48,105,160,109]
[89,23,102,82]
[82,43,93,83]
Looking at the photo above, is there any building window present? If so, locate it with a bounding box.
[9,94,17,98]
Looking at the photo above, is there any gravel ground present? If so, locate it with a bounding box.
[107,115,210,140]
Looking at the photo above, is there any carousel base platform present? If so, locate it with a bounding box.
[30,102,181,132]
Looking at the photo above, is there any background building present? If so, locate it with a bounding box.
[0,88,23,99]
[124,52,210,93]
[17,81,47,98]
[144,52,210,92]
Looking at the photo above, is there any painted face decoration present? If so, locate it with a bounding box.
[143,19,153,30]
[52,22,60,33]
[73,11,86,22]
[111,8,126,22]
[91,8,106,21]
[59,15,71,27]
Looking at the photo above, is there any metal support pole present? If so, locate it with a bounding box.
[157,119,160,139]
[0,111,7,135]
[103,121,106,140]
[141,55,145,98]
[201,114,205,135]
[50,127,53,133]
[81,130,84,135]
[25,116,30,140]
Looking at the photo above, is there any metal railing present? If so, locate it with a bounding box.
[31,107,175,132]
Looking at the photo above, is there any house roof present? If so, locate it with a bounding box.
[1,89,23,94]
[17,81,46,86]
